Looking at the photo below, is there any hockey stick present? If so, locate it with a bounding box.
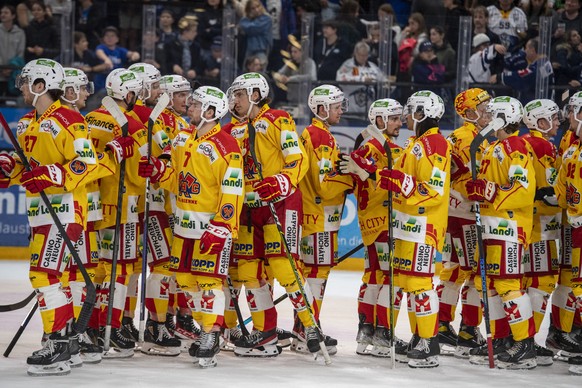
[226,275,250,336]
[247,121,332,365]
[3,300,38,357]
[363,124,396,368]
[468,117,505,369]
[0,291,35,313]
[138,93,170,345]
[101,96,129,351]
[0,113,96,335]
[240,241,366,327]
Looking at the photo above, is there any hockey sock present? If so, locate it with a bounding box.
[502,291,535,341]
[436,280,461,323]
[376,284,402,329]
[528,287,550,333]
[145,272,172,322]
[124,271,139,318]
[413,290,439,338]
[245,284,277,332]
[200,288,226,332]
[551,284,576,332]
[33,281,74,334]
[460,281,482,327]
[358,283,380,325]
[489,293,510,339]
[305,277,327,322]
[100,275,129,329]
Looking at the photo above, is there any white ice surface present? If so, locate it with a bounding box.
[0,260,577,387]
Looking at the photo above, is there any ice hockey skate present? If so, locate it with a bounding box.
[276,327,295,348]
[455,324,485,359]
[291,323,337,355]
[546,325,582,361]
[534,341,554,366]
[121,316,140,342]
[355,323,374,355]
[27,332,71,377]
[196,331,221,368]
[496,338,537,370]
[141,319,181,356]
[234,329,281,357]
[101,327,135,359]
[407,336,440,368]
[221,326,243,351]
[67,333,83,368]
[437,321,458,356]
[469,336,513,366]
[174,313,201,341]
[368,326,408,361]
[77,331,103,364]
[569,356,582,375]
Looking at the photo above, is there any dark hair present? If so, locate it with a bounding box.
[102,26,119,37]
[1,4,16,16]
[74,31,87,44]
[528,38,539,53]
[431,25,445,36]
[472,6,489,18]
[503,123,520,134]
[378,4,395,15]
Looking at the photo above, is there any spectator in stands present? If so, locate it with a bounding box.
[411,40,446,92]
[0,4,25,97]
[313,19,351,81]
[16,0,34,29]
[165,17,203,81]
[244,55,265,73]
[443,0,471,51]
[378,4,402,45]
[487,0,528,53]
[76,0,105,50]
[430,26,456,82]
[93,26,140,93]
[118,2,141,51]
[397,12,428,76]
[335,0,367,50]
[239,0,273,70]
[200,36,223,86]
[473,6,502,45]
[272,40,316,103]
[157,8,179,49]
[552,0,582,44]
[196,0,223,57]
[321,0,341,21]
[467,33,506,83]
[24,1,59,62]
[410,0,445,32]
[553,29,582,85]
[336,41,384,82]
[71,31,105,82]
[521,0,555,27]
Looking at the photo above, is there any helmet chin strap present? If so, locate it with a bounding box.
[29,83,48,107]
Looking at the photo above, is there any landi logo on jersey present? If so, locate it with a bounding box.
[100,230,114,252]
[328,208,341,224]
[395,217,422,234]
[509,165,529,188]
[221,167,243,195]
[318,158,332,176]
[428,167,446,195]
[76,139,95,159]
[281,131,300,155]
[544,216,561,232]
[488,219,515,237]
[178,171,200,198]
[376,243,390,263]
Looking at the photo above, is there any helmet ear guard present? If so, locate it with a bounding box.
[106,69,143,101]
[308,84,348,121]
[17,58,65,105]
[523,99,560,133]
[487,96,523,127]
[190,86,229,124]
[128,62,161,101]
[368,98,402,130]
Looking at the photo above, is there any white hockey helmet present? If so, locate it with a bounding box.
[523,99,560,133]
[487,96,523,126]
[405,90,445,121]
[61,67,94,104]
[308,84,348,121]
[16,58,65,91]
[128,62,161,101]
[159,74,190,95]
[228,72,270,102]
[368,98,403,128]
[190,85,229,124]
[566,91,582,137]
[106,68,143,100]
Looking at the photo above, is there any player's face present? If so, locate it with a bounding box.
[231,89,250,118]
[146,82,161,105]
[475,101,492,128]
[172,91,189,115]
[77,85,91,109]
[385,115,401,137]
[188,100,203,126]
[326,102,343,125]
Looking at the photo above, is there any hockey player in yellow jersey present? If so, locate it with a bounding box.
[522,99,563,365]
[339,98,407,357]
[436,88,491,357]
[0,58,101,376]
[227,72,323,357]
[378,90,451,368]
[84,68,148,357]
[138,85,243,368]
[465,96,537,369]
[294,85,352,355]
[553,92,582,360]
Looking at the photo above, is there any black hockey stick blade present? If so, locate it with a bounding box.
[0,291,35,312]
[469,117,505,180]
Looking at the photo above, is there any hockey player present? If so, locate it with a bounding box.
[436,88,491,357]
[522,99,563,366]
[465,96,537,370]
[341,98,407,358]
[85,68,148,358]
[0,58,101,376]
[376,90,450,368]
[553,92,582,360]
[295,84,353,355]
[227,72,323,357]
[138,85,243,368]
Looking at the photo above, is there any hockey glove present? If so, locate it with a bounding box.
[378,168,416,197]
[253,173,292,201]
[466,179,497,202]
[200,220,231,255]
[21,164,66,193]
[450,153,469,182]
[0,153,16,177]
[535,186,558,206]
[138,156,166,184]
[337,152,376,181]
[106,136,136,163]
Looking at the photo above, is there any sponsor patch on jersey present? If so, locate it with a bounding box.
[428,167,446,195]
[220,203,235,220]
[493,145,505,163]
[74,138,96,162]
[221,167,243,195]
[508,164,529,188]
[69,160,87,175]
[280,130,301,156]
[230,125,246,139]
[197,142,218,163]
[254,120,268,134]
[411,143,423,160]
[546,167,557,186]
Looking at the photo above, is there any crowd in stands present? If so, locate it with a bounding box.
[1,0,582,111]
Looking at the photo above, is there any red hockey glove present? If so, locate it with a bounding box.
[21,164,66,193]
[253,173,292,201]
[200,220,231,255]
[466,179,497,202]
[337,152,377,181]
[106,136,136,163]
[450,153,469,182]
[378,168,416,197]
[138,156,166,184]
[0,153,16,177]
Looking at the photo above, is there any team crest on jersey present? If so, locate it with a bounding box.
[508,165,529,188]
[254,120,268,134]
[178,171,200,198]
[411,143,423,160]
[566,183,581,205]
[69,160,87,175]
[221,167,243,195]
[220,203,235,220]
[197,142,218,163]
